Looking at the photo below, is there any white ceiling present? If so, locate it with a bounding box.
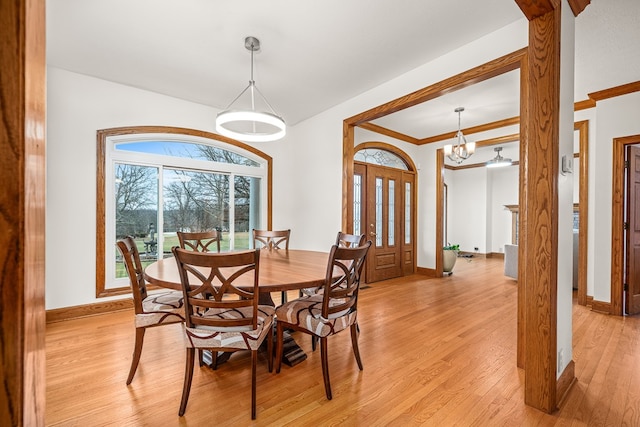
[46,0,639,139]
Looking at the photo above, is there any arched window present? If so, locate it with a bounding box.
[97,126,272,297]
[354,148,409,170]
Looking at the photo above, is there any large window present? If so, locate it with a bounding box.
[97,127,272,297]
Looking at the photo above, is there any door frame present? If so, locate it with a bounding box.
[353,142,418,280]
[342,49,528,277]
[611,134,640,315]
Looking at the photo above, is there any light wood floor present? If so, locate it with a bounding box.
[46,258,640,426]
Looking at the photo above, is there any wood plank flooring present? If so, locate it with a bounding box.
[46,258,640,426]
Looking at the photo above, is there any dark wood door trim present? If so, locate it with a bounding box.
[611,134,640,315]
[575,120,589,306]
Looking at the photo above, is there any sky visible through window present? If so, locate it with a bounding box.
[116,140,259,166]
[117,141,206,159]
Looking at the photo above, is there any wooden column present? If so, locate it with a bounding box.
[0,0,47,425]
[515,0,561,413]
[342,122,355,232]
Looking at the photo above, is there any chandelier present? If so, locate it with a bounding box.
[444,107,475,164]
[485,146,513,168]
[215,36,286,142]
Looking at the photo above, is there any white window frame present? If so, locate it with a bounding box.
[105,133,268,291]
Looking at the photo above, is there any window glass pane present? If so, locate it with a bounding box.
[375,177,383,247]
[405,182,411,244]
[354,174,362,235]
[354,148,408,170]
[388,180,395,246]
[162,168,229,253]
[114,163,159,277]
[107,134,269,294]
[115,140,260,166]
[234,175,261,250]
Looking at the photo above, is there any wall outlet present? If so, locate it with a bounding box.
[474,247,479,251]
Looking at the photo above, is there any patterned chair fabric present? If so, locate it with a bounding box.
[116,236,184,385]
[183,305,275,350]
[177,230,221,253]
[275,241,372,400]
[172,247,274,419]
[275,294,355,337]
[135,291,185,328]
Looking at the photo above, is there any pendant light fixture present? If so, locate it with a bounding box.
[215,36,286,142]
[444,107,475,164]
[485,146,513,168]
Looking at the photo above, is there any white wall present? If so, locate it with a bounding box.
[447,167,488,253]
[557,1,577,377]
[489,165,519,252]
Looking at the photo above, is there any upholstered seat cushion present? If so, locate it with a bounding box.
[183,305,275,350]
[299,287,320,297]
[135,291,185,327]
[275,295,356,338]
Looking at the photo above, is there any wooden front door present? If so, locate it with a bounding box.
[625,145,640,314]
[365,164,403,282]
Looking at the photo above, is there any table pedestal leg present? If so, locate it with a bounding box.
[202,350,232,369]
[280,330,307,366]
[200,293,309,369]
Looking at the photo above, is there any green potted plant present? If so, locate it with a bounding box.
[443,243,460,274]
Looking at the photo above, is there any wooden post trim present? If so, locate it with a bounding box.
[522,4,561,412]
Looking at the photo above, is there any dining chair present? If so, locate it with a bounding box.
[274,241,371,400]
[116,236,185,385]
[305,231,368,350]
[252,229,291,303]
[177,230,223,366]
[252,229,290,250]
[300,231,367,298]
[177,230,221,253]
[172,247,274,419]
[335,231,367,248]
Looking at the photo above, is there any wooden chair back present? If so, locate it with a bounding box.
[177,230,221,253]
[321,241,371,319]
[172,247,261,331]
[335,232,366,248]
[252,229,290,250]
[116,236,148,314]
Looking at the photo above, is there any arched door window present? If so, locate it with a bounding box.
[354,148,409,170]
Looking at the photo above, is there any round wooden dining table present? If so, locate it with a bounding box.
[144,248,330,295]
[144,248,329,367]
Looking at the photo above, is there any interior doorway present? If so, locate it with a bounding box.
[610,134,640,315]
